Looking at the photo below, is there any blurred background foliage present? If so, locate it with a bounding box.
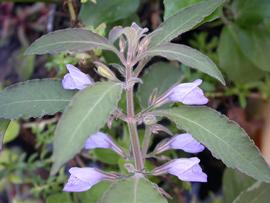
[1,0,270,202]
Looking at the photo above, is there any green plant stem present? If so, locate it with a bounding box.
[126,65,144,171]
[142,126,152,159]
[67,0,76,23]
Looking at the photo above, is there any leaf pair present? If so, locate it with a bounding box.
[25,0,225,85]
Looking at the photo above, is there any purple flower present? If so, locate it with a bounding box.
[153,157,207,182]
[165,79,208,105]
[62,64,93,90]
[63,167,106,192]
[155,133,205,154]
[84,132,125,157]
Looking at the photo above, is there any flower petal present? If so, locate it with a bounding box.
[62,64,93,90]
[84,132,125,157]
[168,79,208,105]
[168,158,207,182]
[69,167,105,182]
[63,167,105,192]
[84,132,112,150]
[170,133,205,153]
[63,175,93,192]
[62,73,77,89]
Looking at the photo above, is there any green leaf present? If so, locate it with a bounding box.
[76,182,111,203]
[79,0,139,27]
[0,149,18,171]
[163,0,220,23]
[233,25,270,72]
[218,27,264,83]
[94,149,119,165]
[233,182,270,203]
[46,193,72,203]
[223,168,255,203]
[25,28,117,55]
[15,47,35,80]
[137,62,181,108]
[3,121,20,144]
[149,0,223,47]
[0,119,10,150]
[52,82,122,174]
[232,0,270,26]
[142,43,225,85]
[13,198,40,203]
[0,79,75,119]
[99,176,168,203]
[154,106,270,182]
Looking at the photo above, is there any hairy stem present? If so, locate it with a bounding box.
[126,65,144,171]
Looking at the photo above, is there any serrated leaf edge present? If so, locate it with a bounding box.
[0,79,75,119]
[154,106,270,182]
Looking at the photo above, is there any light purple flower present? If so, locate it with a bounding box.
[155,133,205,154]
[63,167,106,192]
[62,64,93,90]
[84,132,125,157]
[166,79,208,105]
[153,157,207,182]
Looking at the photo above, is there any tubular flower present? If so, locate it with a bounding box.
[167,79,208,105]
[63,167,108,192]
[152,157,207,182]
[155,79,208,106]
[154,133,205,154]
[84,132,125,157]
[62,64,93,90]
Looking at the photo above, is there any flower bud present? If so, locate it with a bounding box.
[94,62,119,81]
[150,124,173,135]
[137,37,150,55]
[143,114,157,125]
[131,22,149,37]
[119,36,127,53]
